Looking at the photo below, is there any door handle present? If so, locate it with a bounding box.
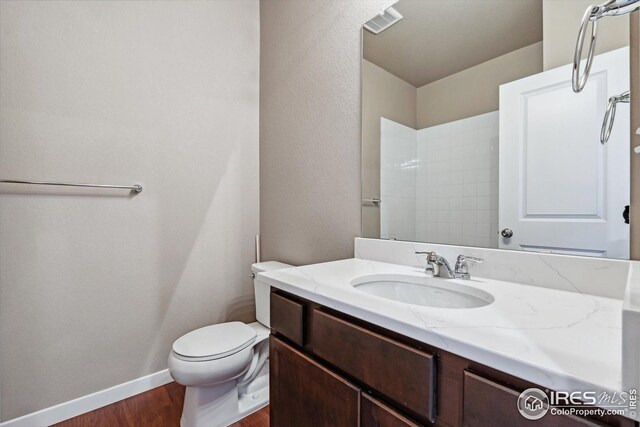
[623,205,630,224]
[501,228,514,238]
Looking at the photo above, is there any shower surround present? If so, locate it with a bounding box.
[380,112,499,246]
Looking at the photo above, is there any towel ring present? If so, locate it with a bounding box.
[572,0,640,93]
[600,90,630,144]
[572,5,598,93]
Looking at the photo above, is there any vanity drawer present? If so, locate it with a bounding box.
[270,291,304,346]
[463,371,609,427]
[361,393,425,427]
[310,308,436,423]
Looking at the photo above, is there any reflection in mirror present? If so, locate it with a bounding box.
[361,0,631,259]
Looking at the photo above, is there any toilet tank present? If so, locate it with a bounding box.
[251,261,292,327]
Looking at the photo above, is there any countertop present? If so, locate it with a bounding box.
[259,258,624,398]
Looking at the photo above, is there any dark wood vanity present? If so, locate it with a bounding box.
[269,289,637,427]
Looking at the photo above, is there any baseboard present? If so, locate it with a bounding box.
[0,369,174,427]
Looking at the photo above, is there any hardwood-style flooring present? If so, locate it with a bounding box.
[53,382,269,427]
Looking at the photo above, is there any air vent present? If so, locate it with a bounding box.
[364,7,403,35]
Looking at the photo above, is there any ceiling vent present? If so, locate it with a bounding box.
[364,7,403,35]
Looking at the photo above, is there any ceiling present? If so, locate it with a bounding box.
[363,0,543,88]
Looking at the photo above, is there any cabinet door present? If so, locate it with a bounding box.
[361,393,425,427]
[463,371,609,427]
[270,336,360,427]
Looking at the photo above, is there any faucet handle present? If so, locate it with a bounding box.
[415,251,437,262]
[416,251,438,275]
[454,255,484,280]
[456,254,484,264]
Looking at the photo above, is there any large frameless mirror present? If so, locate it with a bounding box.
[361,0,632,259]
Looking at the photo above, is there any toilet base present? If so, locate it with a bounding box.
[180,363,269,427]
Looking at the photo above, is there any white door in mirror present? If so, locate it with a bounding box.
[499,47,629,259]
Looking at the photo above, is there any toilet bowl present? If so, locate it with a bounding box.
[168,261,291,427]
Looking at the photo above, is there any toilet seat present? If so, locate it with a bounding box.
[172,321,257,362]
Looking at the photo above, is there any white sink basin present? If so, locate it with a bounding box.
[352,274,494,309]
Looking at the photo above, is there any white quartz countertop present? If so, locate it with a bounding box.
[259,258,624,397]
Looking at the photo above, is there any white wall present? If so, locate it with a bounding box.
[380,118,417,241]
[0,0,259,421]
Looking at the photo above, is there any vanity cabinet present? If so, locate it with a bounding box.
[270,290,637,427]
[311,309,436,422]
[270,337,360,426]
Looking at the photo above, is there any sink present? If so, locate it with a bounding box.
[352,274,494,309]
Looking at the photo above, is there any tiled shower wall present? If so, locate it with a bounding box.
[380,118,416,241]
[381,112,499,247]
[416,111,499,247]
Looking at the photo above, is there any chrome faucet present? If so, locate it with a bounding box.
[415,252,484,280]
[415,251,455,278]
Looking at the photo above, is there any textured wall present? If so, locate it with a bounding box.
[416,42,543,129]
[543,0,629,70]
[0,1,259,421]
[260,0,394,265]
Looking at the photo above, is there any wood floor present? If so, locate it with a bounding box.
[53,382,269,427]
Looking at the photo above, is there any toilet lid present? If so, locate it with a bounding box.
[172,322,257,360]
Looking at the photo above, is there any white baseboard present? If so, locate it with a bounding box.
[0,369,174,427]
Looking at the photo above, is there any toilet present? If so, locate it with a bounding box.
[168,261,291,427]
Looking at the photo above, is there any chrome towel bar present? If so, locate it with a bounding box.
[0,179,143,193]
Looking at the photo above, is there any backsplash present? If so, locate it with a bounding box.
[354,237,630,300]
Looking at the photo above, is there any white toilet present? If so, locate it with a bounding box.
[168,261,291,427]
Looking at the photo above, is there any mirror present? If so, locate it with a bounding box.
[361,0,631,259]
